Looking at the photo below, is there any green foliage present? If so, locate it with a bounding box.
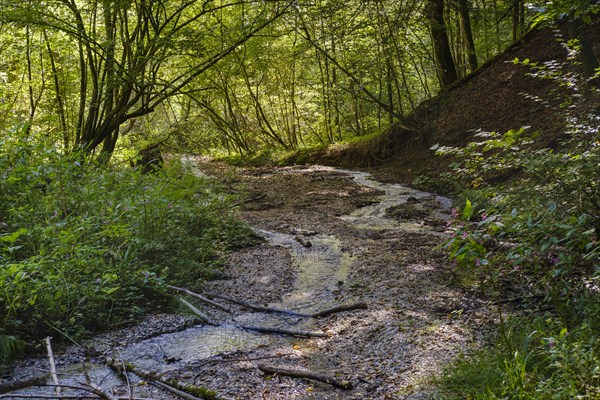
[435,30,600,399]
[0,128,257,364]
[438,313,600,399]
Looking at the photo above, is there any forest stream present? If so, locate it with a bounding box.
[5,163,493,400]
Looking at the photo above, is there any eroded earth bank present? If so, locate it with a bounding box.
[6,163,495,399]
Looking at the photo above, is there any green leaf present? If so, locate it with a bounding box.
[463,199,473,220]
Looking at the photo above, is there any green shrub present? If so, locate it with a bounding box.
[0,127,257,364]
[438,314,600,399]
[435,31,600,398]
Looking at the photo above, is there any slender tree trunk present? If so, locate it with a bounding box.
[427,0,458,88]
[43,30,68,149]
[458,0,478,73]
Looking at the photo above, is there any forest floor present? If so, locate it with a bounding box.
[7,161,499,400]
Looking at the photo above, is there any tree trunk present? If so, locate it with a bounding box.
[458,0,478,73]
[427,0,458,88]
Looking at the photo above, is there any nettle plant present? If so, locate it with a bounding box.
[435,35,599,303]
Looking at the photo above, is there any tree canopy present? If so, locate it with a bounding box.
[2,0,565,162]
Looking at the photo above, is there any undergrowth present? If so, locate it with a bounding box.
[435,23,600,399]
[0,130,257,367]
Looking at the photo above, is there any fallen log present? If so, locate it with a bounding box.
[238,325,329,338]
[202,291,309,317]
[257,364,353,390]
[149,380,205,400]
[0,376,49,394]
[168,285,232,313]
[310,302,368,318]
[106,358,218,400]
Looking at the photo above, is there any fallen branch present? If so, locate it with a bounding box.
[203,291,309,317]
[149,380,205,400]
[0,393,157,400]
[257,364,353,389]
[0,376,48,394]
[44,337,61,397]
[238,325,329,338]
[309,302,368,318]
[178,297,218,326]
[106,358,218,400]
[0,395,98,399]
[168,285,231,313]
[196,352,296,367]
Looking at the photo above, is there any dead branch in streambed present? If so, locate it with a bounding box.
[202,291,310,317]
[202,290,368,318]
[178,296,328,337]
[237,325,329,338]
[257,364,353,390]
[106,357,218,400]
[0,376,49,394]
[169,285,232,313]
[178,297,218,326]
[310,302,368,318]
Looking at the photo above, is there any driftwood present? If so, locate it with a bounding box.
[238,325,329,338]
[178,297,218,326]
[0,376,49,394]
[203,291,368,319]
[310,302,368,318]
[149,380,205,400]
[169,285,232,313]
[257,364,353,390]
[106,358,218,400]
[202,291,310,317]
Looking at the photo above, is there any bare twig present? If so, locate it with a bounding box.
[168,285,232,313]
[178,297,218,326]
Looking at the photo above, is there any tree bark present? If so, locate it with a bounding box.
[427,0,458,88]
[458,0,478,73]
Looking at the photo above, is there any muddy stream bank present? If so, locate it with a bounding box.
[4,164,492,400]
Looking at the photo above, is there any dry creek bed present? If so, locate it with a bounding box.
[4,163,497,400]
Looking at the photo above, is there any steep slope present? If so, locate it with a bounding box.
[314,20,600,184]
